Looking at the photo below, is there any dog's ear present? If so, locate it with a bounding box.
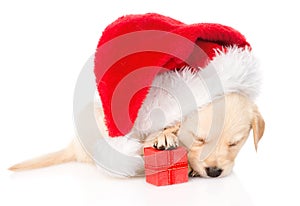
[251,105,265,151]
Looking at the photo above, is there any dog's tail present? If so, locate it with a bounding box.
[8,139,92,171]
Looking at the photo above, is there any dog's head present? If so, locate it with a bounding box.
[179,93,265,178]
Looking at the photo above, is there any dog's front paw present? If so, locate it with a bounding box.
[151,124,180,150]
[153,132,178,150]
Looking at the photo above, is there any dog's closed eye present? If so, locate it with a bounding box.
[228,134,248,148]
[228,142,238,147]
[228,138,244,147]
[191,133,206,145]
[197,138,206,145]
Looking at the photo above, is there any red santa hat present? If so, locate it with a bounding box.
[94,13,251,138]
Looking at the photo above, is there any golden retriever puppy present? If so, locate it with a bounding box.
[9,93,264,179]
[9,47,264,178]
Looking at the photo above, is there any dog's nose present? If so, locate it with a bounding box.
[205,167,223,177]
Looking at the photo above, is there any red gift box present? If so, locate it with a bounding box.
[144,147,188,186]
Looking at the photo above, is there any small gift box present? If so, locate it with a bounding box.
[144,147,188,186]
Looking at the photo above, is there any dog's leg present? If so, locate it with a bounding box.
[145,123,180,150]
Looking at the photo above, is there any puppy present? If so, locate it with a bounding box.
[9,46,265,177]
[9,92,264,178]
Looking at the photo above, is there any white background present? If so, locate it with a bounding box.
[1,0,299,206]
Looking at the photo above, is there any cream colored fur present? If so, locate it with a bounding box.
[9,93,264,178]
[181,93,264,177]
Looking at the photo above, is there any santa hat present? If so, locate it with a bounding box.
[93,13,260,176]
